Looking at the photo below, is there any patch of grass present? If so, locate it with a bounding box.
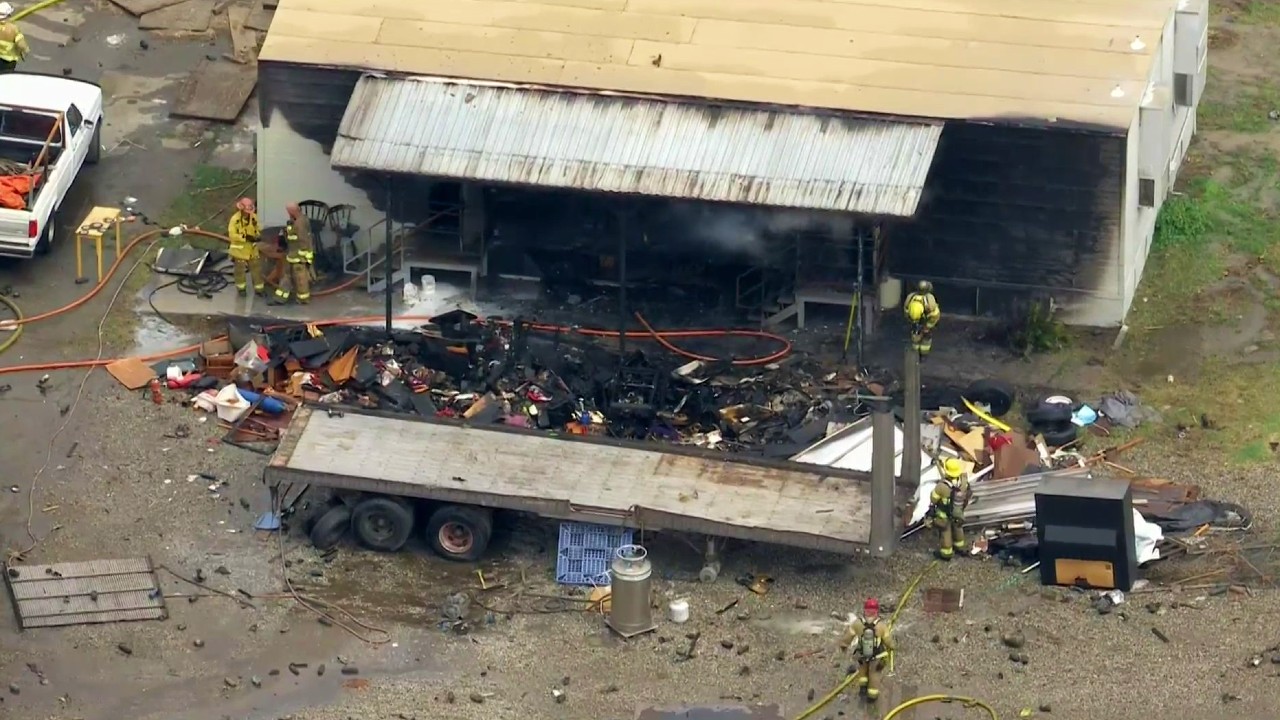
[1133,167,1280,328]
[1237,0,1280,25]
[1135,358,1280,465]
[98,165,256,351]
[1198,75,1280,133]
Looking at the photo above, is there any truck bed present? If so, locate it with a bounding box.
[267,407,876,554]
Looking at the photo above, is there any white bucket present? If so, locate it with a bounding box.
[213,385,250,423]
[668,598,690,624]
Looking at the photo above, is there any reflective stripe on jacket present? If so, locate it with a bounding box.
[227,210,260,261]
[284,219,315,263]
[0,24,28,62]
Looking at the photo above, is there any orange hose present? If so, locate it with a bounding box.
[8,227,361,327]
[0,225,793,374]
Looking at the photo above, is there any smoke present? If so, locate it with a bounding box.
[664,202,856,260]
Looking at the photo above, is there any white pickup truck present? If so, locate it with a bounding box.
[0,73,103,259]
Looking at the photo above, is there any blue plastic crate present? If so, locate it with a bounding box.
[555,522,634,586]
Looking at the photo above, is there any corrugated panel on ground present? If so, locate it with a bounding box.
[3,556,167,629]
[331,76,942,216]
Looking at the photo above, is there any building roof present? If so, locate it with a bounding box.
[260,0,1178,130]
[331,76,943,215]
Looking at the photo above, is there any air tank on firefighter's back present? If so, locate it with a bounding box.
[605,545,657,638]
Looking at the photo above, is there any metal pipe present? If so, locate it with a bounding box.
[869,399,897,557]
[902,347,922,485]
[384,175,394,337]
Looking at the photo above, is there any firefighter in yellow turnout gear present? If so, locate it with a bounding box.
[0,4,30,73]
[839,598,894,702]
[904,280,941,355]
[930,458,971,561]
[227,197,264,297]
[271,203,316,305]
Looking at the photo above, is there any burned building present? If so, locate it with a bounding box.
[255,0,1206,328]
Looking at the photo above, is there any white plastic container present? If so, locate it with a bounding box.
[420,274,437,296]
[402,281,421,306]
[213,385,250,423]
[668,598,690,624]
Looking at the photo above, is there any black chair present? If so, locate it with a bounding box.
[297,199,331,270]
[326,204,360,273]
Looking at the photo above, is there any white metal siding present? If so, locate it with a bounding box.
[330,76,942,216]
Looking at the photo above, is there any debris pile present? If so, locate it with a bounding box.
[110,312,875,456]
[790,382,1248,579]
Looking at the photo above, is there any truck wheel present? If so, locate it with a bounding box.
[34,214,56,255]
[87,122,102,165]
[425,505,493,562]
[309,505,351,551]
[351,496,414,552]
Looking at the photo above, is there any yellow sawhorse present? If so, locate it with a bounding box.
[75,206,127,284]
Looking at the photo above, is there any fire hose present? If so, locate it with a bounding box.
[0,228,794,374]
[12,0,66,22]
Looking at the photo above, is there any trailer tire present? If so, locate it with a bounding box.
[351,496,415,552]
[963,379,1015,418]
[1033,422,1078,448]
[309,506,351,551]
[425,505,492,562]
[1026,401,1073,426]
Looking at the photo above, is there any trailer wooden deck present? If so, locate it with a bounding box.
[267,407,875,554]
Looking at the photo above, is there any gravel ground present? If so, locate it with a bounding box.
[3,373,1280,720]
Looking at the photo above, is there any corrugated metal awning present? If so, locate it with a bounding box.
[331,76,942,216]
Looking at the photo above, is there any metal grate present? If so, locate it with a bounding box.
[3,556,168,629]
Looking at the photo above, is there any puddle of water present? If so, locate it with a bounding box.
[638,704,784,720]
[132,311,198,356]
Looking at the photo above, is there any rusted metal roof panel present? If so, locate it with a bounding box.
[4,557,167,629]
[331,76,942,216]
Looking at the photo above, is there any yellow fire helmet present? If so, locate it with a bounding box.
[942,457,965,479]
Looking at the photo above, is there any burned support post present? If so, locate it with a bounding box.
[617,208,629,359]
[869,399,898,557]
[902,346,923,485]
[383,175,394,337]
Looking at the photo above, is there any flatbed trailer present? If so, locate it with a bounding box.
[264,406,898,580]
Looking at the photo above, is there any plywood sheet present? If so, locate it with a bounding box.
[170,59,257,122]
[227,5,260,62]
[139,0,216,31]
[105,357,157,390]
[109,0,187,15]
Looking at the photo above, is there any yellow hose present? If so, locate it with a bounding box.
[13,0,67,22]
[0,294,23,355]
[883,695,999,720]
[791,560,939,720]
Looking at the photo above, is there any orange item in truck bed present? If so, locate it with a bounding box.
[0,173,39,210]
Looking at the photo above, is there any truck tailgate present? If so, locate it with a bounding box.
[267,407,875,554]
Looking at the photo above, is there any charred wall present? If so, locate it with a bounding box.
[256,62,440,230]
[890,122,1126,320]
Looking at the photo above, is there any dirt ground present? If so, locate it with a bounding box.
[3,3,1280,720]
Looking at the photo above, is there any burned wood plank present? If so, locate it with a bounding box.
[109,0,186,15]
[170,60,257,122]
[226,4,259,63]
[139,0,216,32]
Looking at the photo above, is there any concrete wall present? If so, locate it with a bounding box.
[1120,0,1206,315]
[256,113,377,233]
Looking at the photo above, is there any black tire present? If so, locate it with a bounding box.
[1026,399,1074,425]
[87,122,102,165]
[34,212,56,255]
[425,505,493,562]
[963,379,1015,418]
[1033,422,1078,448]
[351,496,415,552]
[309,505,351,551]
